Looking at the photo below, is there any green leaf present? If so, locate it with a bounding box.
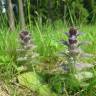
[75,71,93,81]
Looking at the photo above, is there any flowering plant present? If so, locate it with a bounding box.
[16,31,39,73]
[60,27,94,79]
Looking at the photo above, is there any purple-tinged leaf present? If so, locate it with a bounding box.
[75,71,93,81]
[76,32,84,36]
[75,63,94,71]
[80,53,93,58]
[64,32,69,37]
[60,40,69,46]
[77,41,91,47]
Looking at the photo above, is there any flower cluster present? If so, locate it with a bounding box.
[20,31,33,49]
[60,27,94,74]
[65,27,80,56]
[16,30,38,72]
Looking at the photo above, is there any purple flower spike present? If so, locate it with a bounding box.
[21,31,29,35]
[23,37,30,43]
[69,27,77,36]
[69,39,77,44]
[20,31,29,40]
[19,30,32,49]
[68,27,78,45]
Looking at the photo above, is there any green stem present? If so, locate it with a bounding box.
[68,55,76,74]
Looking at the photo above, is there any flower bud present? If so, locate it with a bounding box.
[69,27,77,36]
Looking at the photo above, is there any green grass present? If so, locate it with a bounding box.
[0,21,96,96]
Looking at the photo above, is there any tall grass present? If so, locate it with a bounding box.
[0,21,96,95]
[0,21,96,75]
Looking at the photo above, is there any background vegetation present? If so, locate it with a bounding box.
[0,0,96,29]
